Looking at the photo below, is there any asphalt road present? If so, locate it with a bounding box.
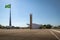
[0,29,60,40]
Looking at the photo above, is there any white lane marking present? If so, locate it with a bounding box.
[49,30,60,40]
[51,29,60,33]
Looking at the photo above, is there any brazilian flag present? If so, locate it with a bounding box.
[5,4,11,8]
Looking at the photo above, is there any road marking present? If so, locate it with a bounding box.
[51,29,60,33]
[49,30,60,40]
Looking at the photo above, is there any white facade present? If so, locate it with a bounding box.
[27,23,40,29]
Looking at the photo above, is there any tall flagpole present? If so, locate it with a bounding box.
[9,5,11,27]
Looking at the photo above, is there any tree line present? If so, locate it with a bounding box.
[0,24,60,29]
[0,24,20,29]
[39,24,60,29]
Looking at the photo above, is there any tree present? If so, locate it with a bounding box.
[57,25,60,29]
[46,24,52,29]
[39,24,46,29]
[0,25,2,28]
[39,24,52,29]
[43,25,46,29]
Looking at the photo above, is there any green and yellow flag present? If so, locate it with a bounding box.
[5,4,11,8]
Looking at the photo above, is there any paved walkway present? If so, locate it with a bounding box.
[0,29,60,40]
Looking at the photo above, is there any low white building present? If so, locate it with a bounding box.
[27,23,40,29]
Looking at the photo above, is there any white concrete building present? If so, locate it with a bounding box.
[27,23,40,29]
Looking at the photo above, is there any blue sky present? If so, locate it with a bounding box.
[0,0,60,27]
